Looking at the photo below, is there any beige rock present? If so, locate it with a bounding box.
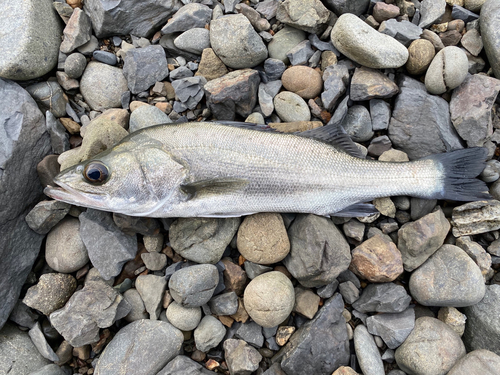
[281,66,323,99]
[451,200,500,236]
[464,0,486,12]
[332,366,360,375]
[321,51,337,70]
[195,48,229,81]
[378,149,409,162]
[437,306,466,336]
[100,108,130,129]
[406,39,435,75]
[276,326,295,346]
[447,349,500,375]
[269,121,322,133]
[372,197,396,218]
[425,46,469,95]
[60,117,81,134]
[129,101,149,112]
[373,2,401,23]
[23,273,77,315]
[293,287,320,319]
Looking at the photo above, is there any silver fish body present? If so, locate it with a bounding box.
[45,122,489,218]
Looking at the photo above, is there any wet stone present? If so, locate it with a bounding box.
[366,307,415,349]
[123,45,169,94]
[169,264,219,308]
[23,273,76,316]
[353,283,411,313]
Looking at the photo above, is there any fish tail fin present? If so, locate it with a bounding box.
[426,147,492,201]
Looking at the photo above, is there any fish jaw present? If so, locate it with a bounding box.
[44,183,108,211]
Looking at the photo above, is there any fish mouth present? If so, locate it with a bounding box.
[44,181,107,210]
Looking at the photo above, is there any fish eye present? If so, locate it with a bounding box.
[83,162,109,184]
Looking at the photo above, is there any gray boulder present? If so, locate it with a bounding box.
[84,0,181,38]
[0,79,51,329]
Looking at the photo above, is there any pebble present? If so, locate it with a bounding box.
[64,52,87,79]
[28,322,59,362]
[161,3,212,34]
[325,0,370,15]
[223,339,263,375]
[456,236,492,277]
[259,80,282,117]
[235,321,264,348]
[341,105,373,143]
[419,0,447,28]
[244,261,272,280]
[379,19,423,47]
[462,284,500,354]
[123,45,169,94]
[158,355,217,374]
[343,219,365,242]
[60,8,92,54]
[293,287,320,319]
[23,273,76,316]
[268,26,306,64]
[95,320,183,375]
[244,271,294,328]
[172,76,207,111]
[370,99,391,131]
[136,274,167,320]
[194,315,226,352]
[281,66,323,99]
[168,264,219,307]
[141,252,167,271]
[274,91,311,122]
[169,217,240,264]
[221,258,247,296]
[366,307,415,349]
[170,66,194,81]
[0,0,61,80]
[209,291,239,316]
[447,349,500,375]
[480,0,500,79]
[80,62,128,110]
[353,283,411,313]
[373,2,400,22]
[237,213,290,265]
[438,306,467,336]
[166,301,202,331]
[129,104,172,133]
[276,0,329,34]
[425,46,469,94]
[350,234,404,282]
[395,317,466,375]
[77,35,99,55]
[196,48,229,81]
[461,29,483,56]
[123,288,148,322]
[354,324,385,375]
[452,5,480,23]
[350,67,399,101]
[331,13,409,69]
[210,14,268,69]
[405,39,435,75]
[45,217,89,273]
[92,50,117,65]
[26,81,67,118]
[174,28,211,55]
[25,200,71,235]
[338,281,359,304]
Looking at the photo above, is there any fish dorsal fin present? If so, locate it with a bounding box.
[180,178,249,199]
[332,203,379,217]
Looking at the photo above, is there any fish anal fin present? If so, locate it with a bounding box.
[180,178,249,199]
[332,203,379,217]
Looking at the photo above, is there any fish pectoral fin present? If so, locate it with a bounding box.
[332,203,379,217]
[180,178,249,199]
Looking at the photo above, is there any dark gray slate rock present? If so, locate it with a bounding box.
[284,214,351,288]
[244,261,273,279]
[0,0,62,80]
[395,317,466,375]
[85,0,181,38]
[323,0,370,15]
[171,76,207,111]
[136,274,167,320]
[161,3,212,34]
[388,76,463,160]
[157,355,216,375]
[264,59,287,81]
[379,19,423,47]
[410,197,437,220]
[321,64,348,111]
[170,66,194,80]
[341,105,374,143]
[366,307,415,349]
[50,280,131,347]
[419,0,446,28]
[0,79,51,330]
[309,33,338,53]
[447,349,500,375]
[80,209,137,280]
[0,323,51,374]
[452,5,480,23]
[224,339,263,375]
[338,281,359,304]
[113,213,160,236]
[317,280,339,299]
[8,300,38,329]
[480,0,500,79]
[95,319,183,375]
[280,293,350,375]
[258,80,282,117]
[29,364,67,375]
[123,45,169,94]
[194,315,226,353]
[286,40,315,66]
[235,321,264,348]
[25,200,70,235]
[463,284,500,355]
[169,264,219,307]
[26,81,67,118]
[93,50,117,65]
[45,111,70,154]
[60,8,92,54]
[209,291,239,316]
[159,33,201,61]
[28,322,58,362]
[352,283,411,313]
[354,324,384,375]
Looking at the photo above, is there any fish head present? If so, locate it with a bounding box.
[45,139,187,216]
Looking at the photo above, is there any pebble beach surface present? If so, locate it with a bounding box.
[1,0,500,374]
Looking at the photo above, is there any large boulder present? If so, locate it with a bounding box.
[0,79,51,329]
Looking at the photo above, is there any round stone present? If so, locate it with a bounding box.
[268,26,307,64]
[45,217,89,273]
[448,349,500,375]
[480,0,500,79]
[274,91,311,122]
[80,61,129,110]
[174,28,211,55]
[243,271,294,328]
[424,46,469,95]
[166,301,202,331]
[194,315,226,352]
[406,39,435,75]
[281,66,323,100]
[237,213,290,265]
[23,273,77,315]
[210,14,267,69]
[64,53,87,79]
[409,245,485,307]
[331,13,409,69]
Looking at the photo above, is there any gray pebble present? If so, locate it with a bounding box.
[28,322,58,362]
[452,5,480,23]
[77,35,99,55]
[26,81,67,118]
[286,40,315,66]
[353,283,411,313]
[136,274,167,320]
[174,28,210,55]
[172,76,207,111]
[123,288,148,322]
[419,0,446,28]
[341,105,374,142]
[194,315,226,352]
[208,291,239,316]
[379,19,423,47]
[92,50,117,65]
[235,321,264,348]
[370,99,391,131]
[161,3,212,34]
[123,45,169,94]
[64,52,87,79]
[268,26,306,64]
[259,80,282,117]
[25,200,70,235]
[129,105,172,133]
[366,307,415,349]
[354,324,385,375]
[60,8,92,54]
[224,339,262,375]
[169,264,219,307]
[316,280,339,299]
[141,252,167,271]
[166,301,202,331]
[324,0,370,16]
[274,91,310,122]
[169,66,194,80]
[447,349,500,375]
[338,281,360,304]
[244,261,273,279]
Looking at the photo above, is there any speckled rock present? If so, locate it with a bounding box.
[23,273,76,316]
[406,39,435,75]
[281,66,323,100]
[244,271,295,327]
[25,200,71,235]
[447,349,500,375]
[331,13,409,69]
[276,0,330,34]
[425,46,469,94]
[237,213,290,265]
[274,91,311,122]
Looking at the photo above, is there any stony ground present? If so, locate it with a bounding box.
[1,0,500,374]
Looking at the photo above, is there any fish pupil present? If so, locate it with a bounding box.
[88,169,101,180]
[83,162,109,184]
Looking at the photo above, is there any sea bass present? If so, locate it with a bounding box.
[44,122,490,218]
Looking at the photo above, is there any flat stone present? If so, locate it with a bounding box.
[268,26,306,64]
[395,317,466,375]
[259,80,282,117]
[331,13,409,69]
[64,52,87,79]
[448,349,500,375]
[366,307,415,349]
[79,209,137,280]
[123,45,169,94]
[136,274,167,320]
[462,284,500,354]
[85,0,180,38]
[480,0,500,79]
[425,46,469,94]
[350,67,399,101]
[274,91,311,122]
[451,200,500,236]
[169,264,219,308]
[49,280,131,347]
[276,0,329,34]
[341,105,373,143]
[235,321,264,348]
[169,217,240,264]
[0,0,61,80]
[450,74,500,147]
[452,4,480,23]
[461,29,483,56]
[25,200,70,235]
[280,293,350,375]
[60,8,92,54]
[419,0,447,28]
[171,76,206,111]
[93,50,117,65]
[354,324,384,375]
[456,236,492,277]
[352,283,411,313]
[223,339,262,375]
[23,273,76,316]
[129,104,172,133]
[370,99,391,131]
[123,288,148,322]
[174,28,211,56]
[161,3,211,34]
[210,14,267,69]
[80,62,128,110]
[95,320,183,375]
[338,281,359,304]
[379,19,423,47]
[194,315,226,352]
[28,322,58,362]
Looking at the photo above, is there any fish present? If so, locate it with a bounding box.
[44,121,491,218]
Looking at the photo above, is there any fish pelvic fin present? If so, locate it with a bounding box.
[180,178,249,199]
[425,147,492,201]
[332,203,379,217]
